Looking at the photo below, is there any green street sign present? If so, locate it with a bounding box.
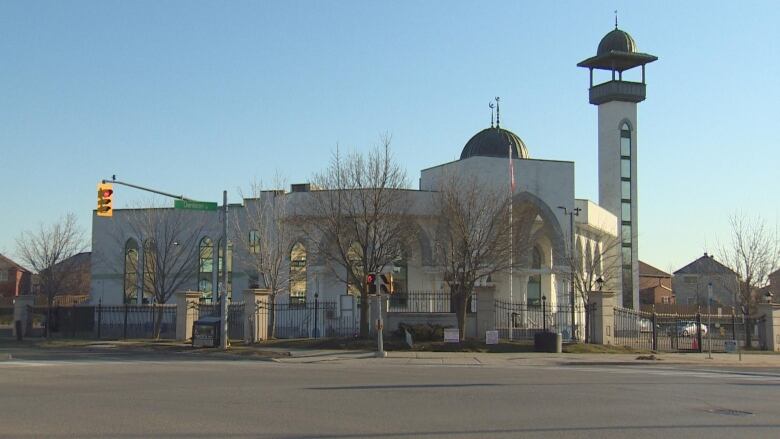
[174,199,218,211]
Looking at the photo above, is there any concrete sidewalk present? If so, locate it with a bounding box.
[277,348,780,368]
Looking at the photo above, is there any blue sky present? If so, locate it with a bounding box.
[1,1,778,273]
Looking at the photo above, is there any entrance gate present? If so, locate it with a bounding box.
[613,306,746,353]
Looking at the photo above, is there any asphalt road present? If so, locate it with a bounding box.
[1,349,779,438]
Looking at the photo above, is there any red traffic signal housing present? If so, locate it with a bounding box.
[97,183,114,217]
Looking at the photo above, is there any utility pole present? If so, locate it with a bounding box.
[558,206,581,341]
[221,190,229,350]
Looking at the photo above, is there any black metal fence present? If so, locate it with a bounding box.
[0,306,14,337]
[494,300,580,341]
[613,306,747,353]
[96,304,177,339]
[387,291,476,314]
[263,300,359,339]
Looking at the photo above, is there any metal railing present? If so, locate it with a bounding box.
[494,300,581,341]
[387,291,476,314]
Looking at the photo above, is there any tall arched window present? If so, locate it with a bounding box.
[199,237,214,302]
[123,239,139,304]
[142,239,156,304]
[218,239,233,301]
[289,242,307,305]
[620,122,633,307]
[527,246,542,306]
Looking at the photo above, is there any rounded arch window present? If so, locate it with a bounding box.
[289,242,307,305]
[198,237,214,302]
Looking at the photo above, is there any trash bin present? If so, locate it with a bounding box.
[534,331,562,353]
[192,316,221,348]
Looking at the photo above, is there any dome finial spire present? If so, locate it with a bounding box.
[614,9,618,29]
[489,101,495,128]
[495,96,501,128]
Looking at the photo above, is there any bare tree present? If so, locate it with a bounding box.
[121,207,207,338]
[234,179,296,339]
[571,232,622,342]
[296,137,414,337]
[15,213,87,338]
[432,172,517,341]
[718,213,779,345]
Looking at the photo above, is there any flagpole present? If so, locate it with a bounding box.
[509,140,514,341]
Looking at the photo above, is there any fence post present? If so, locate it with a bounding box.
[123,303,128,340]
[695,313,703,353]
[651,311,657,351]
[175,291,201,341]
[96,299,102,339]
[587,291,615,345]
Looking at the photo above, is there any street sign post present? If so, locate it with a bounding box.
[174,199,218,211]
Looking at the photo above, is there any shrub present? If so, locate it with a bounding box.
[395,323,451,342]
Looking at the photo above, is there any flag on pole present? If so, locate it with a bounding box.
[509,143,516,192]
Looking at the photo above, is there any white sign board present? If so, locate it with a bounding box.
[444,328,460,343]
[405,329,414,348]
[485,330,499,345]
[724,339,737,353]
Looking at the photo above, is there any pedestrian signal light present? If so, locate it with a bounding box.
[97,183,114,217]
[380,274,394,294]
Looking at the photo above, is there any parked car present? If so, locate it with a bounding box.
[670,321,708,337]
[639,318,654,333]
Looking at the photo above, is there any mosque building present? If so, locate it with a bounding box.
[90,24,656,334]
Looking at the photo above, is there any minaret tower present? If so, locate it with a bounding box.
[578,21,657,309]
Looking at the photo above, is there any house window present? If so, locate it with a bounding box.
[249,230,260,255]
[0,270,8,282]
[289,243,307,305]
[527,246,542,306]
[123,239,139,304]
[198,237,214,302]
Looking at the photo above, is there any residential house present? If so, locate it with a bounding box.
[673,253,739,309]
[0,253,32,299]
[639,261,674,307]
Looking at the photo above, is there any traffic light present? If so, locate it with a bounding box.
[380,274,394,294]
[97,183,114,217]
[366,274,377,294]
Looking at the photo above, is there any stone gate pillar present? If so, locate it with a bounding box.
[476,288,496,337]
[588,291,616,345]
[756,303,780,352]
[13,295,35,339]
[175,291,201,341]
[244,289,271,343]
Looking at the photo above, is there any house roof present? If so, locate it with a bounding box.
[0,253,31,273]
[639,261,670,278]
[674,253,737,276]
